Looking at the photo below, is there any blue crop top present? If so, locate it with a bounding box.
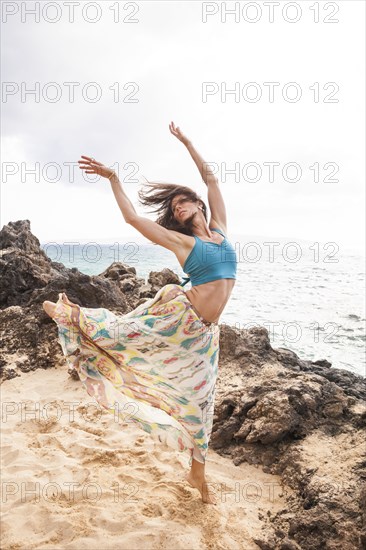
[180,227,237,287]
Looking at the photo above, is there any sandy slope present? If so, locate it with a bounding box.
[1,366,290,550]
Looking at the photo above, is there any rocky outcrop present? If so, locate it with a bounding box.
[213,326,365,549]
[0,220,182,380]
[0,220,179,312]
[1,220,365,549]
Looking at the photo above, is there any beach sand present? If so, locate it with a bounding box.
[1,365,290,550]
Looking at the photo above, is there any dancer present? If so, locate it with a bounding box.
[43,122,237,504]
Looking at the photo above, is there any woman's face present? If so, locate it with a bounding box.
[171,194,199,223]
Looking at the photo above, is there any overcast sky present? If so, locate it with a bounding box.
[1,0,365,254]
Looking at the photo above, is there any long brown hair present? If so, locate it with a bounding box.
[137,180,208,240]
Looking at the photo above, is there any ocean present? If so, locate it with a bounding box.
[41,236,366,378]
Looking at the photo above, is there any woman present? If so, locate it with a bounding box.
[43,122,237,505]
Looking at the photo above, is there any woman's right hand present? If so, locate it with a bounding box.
[78,155,116,180]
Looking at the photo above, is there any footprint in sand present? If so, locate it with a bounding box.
[141,502,164,517]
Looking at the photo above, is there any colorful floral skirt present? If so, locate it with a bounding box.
[52,283,220,467]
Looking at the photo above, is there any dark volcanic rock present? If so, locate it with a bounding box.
[212,326,366,549]
[0,220,181,380]
[0,220,182,312]
[1,219,365,550]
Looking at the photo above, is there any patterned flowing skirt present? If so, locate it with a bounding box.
[52,283,220,467]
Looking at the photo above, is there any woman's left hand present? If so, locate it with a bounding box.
[169,121,190,145]
[78,155,115,180]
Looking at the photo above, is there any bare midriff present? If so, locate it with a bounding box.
[175,228,236,324]
[185,279,236,324]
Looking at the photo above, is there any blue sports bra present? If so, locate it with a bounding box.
[180,227,237,287]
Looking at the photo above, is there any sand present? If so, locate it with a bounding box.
[0,365,291,550]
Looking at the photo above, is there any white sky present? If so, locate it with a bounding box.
[1,0,365,254]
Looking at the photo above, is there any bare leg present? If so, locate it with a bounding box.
[185,458,218,505]
[59,292,79,308]
[43,293,78,319]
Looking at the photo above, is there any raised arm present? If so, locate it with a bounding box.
[168,122,227,230]
[169,121,217,186]
[78,155,137,222]
[185,141,218,186]
[78,155,183,252]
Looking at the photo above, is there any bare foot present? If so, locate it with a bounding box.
[185,472,218,505]
[43,293,79,318]
[42,301,57,318]
[60,292,79,308]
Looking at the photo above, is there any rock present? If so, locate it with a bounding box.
[253,537,277,550]
[147,267,181,290]
[99,262,137,280]
[0,219,43,253]
[312,359,332,369]
[280,539,302,550]
[138,284,157,299]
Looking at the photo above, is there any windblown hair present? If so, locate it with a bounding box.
[137,180,208,238]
